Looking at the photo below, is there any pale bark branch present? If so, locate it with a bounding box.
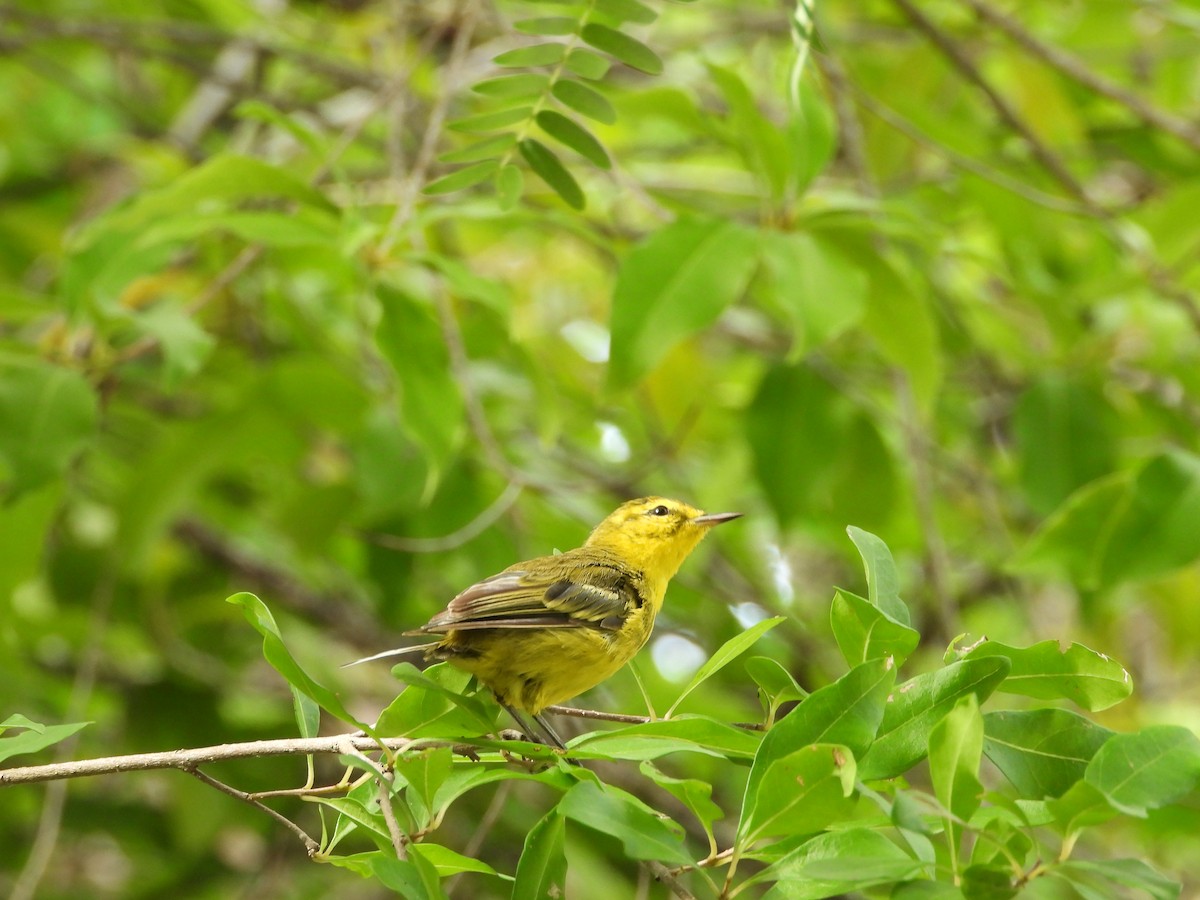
[0,734,420,786]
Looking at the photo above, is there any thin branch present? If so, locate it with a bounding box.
[0,734,430,787]
[377,774,409,860]
[851,88,1094,215]
[367,482,523,553]
[0,6,386,89]
[184,764,321,857]
[888,0,1094,207]
[961,0,1200,153]
[645,860,699,900]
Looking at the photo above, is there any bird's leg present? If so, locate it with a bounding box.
[533,712,568,750]
[498,699,567,751]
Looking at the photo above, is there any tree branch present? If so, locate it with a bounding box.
[888,0,1094,207]
[0,734,423,787]
[960,0,1200,153]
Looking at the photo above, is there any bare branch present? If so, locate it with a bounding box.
[377,774,410,860]
[184,764,321,857]
[368,482,523,553]
[888,0,1094,207]
[960,0,1200,153]
[0,734,424,787]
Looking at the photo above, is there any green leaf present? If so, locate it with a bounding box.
[745,657,895,802]
[594,0,657,24]
[666,616,784,716]
[472,74,551,99]
[830,589,919,668]
[439,134,516,164]
[564,49,611,80]
[745,656,808,717]
[518,139,585,210]
[89,154,335,235]
[131,304,216,387]
[409,843,506,880]
[496,164,524,210]
[846,525,910,625]
[966,639,1132,711]
[754,829,927,897]
[706,63,792,199]
[1012,376,1119,516]
[374,286,465,498]
[1047,859,1180,900]
[449,107,534,133]
[551,79,617,124]
[859,657,1011,780]
[747,364,897,531]
[423,160,501,196]
[371,851,448,899]
[961,863,1019,900]
[1016,451,1200,589]
[226,592,368,730]
[535,110,610,168]
[928,695,984,865]
[569,715,761,761]
[0,716,91,764]
[609,217,760,388]
[493,43,568,68]
[378,662,497,737]
[580,23,662,74]
[639,760,724,841]
[983,709,1114,799]
[392,747,454,830]
[738,743,856,843]
[759,231,868,356]
[0,357,97,495]
[559,781,690,864]
[1084,725,1200,816]
[514,17,578,36]
[512,811,566,900]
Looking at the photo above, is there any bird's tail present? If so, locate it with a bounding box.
[340,644,430,668]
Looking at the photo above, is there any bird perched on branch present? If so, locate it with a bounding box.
[350,496,741,748]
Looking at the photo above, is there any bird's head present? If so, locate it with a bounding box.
[584,496,742,583]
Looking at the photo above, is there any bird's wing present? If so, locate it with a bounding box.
[411,557,642,634]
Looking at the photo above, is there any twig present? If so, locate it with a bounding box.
[851,89,1094,215]
[377,774,409,860]
[961,0,1200,153]
[184,764,321,857]
[0,734,435,786]
[814,51,877,201]
[368,482,524,553]
[446,780,514,898]
[888,0,1093,207]
[0,6,386,89]
[645,860,699,900]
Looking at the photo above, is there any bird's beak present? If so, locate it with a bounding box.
[692,511,743,527]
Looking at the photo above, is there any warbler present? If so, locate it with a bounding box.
[353,497,741,747]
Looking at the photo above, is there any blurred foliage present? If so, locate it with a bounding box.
[2,0,1200,896]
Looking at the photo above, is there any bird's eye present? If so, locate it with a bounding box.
[649,505,670,517]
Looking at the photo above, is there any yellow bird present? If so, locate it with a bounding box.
[354,497,741,747]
